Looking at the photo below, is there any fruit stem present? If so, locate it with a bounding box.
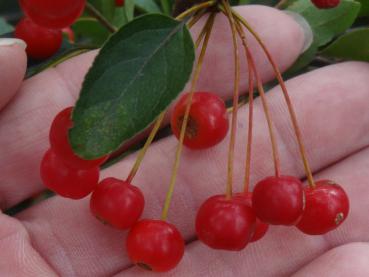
[187,10,207,29]
[161,13,216,221]
[232,9,315,188]
[222,0,240,200]
[126,112,166,184]
[175,1,216,21]
[195,13,215,47]
[242,38,254,193]
[85,2,118,33]
[234,20,281,180]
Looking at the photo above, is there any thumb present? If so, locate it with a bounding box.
[0,38,27,110]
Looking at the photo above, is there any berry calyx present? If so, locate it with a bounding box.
[296,180,349,235]
[171,92,229,149]
[126,219,184,272]
[40,149,99,199]
[311,0,340,9]
[252,176,305,225]
[19,0,86,29]
[196,195,256,250]
[234,192,269,242]
[115,0,125,6]
[90,177,144,229]
[15,17,62,60]
[49,107,108,169]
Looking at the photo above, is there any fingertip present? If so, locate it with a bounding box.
[191,5,306,98]
[0,39,27,109]
[234,4,306,69]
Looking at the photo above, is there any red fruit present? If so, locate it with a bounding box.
[19,0,85,29]
[234,192,269,242]
[171,92,229,149]
[15,17,62,60]
[297,180,349,235]
[252,176,305,225]
[126,219,184,272]
[115,0,125,6]
[90,178,144,229]
[311,0,340,9]
[40,149,99,199]
[196,195,256,250]
[49,107,108,169]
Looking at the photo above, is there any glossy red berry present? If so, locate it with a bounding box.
[126,219,184,272]
[40,149,99,199]
[171,92,229,149]
[19,0,86,29]
[115,0,125,6]
[196,195,256,250]
[15,17,62,60]
[234,192,269,242]
[90,178,144,229]
[49,107,108,169]
[297,180,349,235]
[252,176,305,225]
[311,0,340,9]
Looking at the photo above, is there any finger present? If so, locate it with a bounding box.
[292,243,369,277]
[0,39,27,110]
[0,212,56,276]
[121,147,369,276]
[17,62,369,276]
[0,5,306,209]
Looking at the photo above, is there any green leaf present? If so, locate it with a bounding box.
[135,0,161,13]
[70,14,195,159]
[0,17,14,35]
[357,0,369,16]
[288,0,360,46]
[124,0,135,22]
[286,41,319,74]
[321,28,369,61]
[72,17,111,46]
[286,0,360,72]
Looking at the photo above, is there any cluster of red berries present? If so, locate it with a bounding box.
[173,95,349,250]
[39,92,229,272]
[197,176,349,252]
[14,0,86,60]
[36,0,345,272]
[40,88,350,271]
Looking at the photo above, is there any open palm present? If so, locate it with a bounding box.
[0,5,368,277]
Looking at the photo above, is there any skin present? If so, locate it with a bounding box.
[0,5,368,276]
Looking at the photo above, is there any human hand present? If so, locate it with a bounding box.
[0,5,368,276]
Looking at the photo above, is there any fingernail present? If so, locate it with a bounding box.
[284,11,313,53]
[0,38,27,50]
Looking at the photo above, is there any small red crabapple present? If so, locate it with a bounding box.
[90,177,144,229]
[297,180,349,235]
[40,149,99,199]
[171,92,229,149]
[252,176,305,225]
[126,219,185,272]
[196,194,256,250]
[15,17,62,60]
